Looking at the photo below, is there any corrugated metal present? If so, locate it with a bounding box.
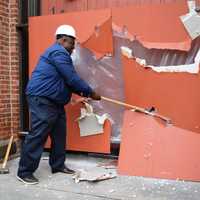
[41,0,188,15]
[28,0,40,16]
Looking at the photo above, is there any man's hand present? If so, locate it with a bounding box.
[90,91,101,100]
[71,97,89,105]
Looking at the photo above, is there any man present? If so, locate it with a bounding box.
[17,25,101,185]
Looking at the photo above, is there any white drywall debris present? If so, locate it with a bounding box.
[73,168,117,183]
[136,58,146,66]
[180,12,200,40]
[77,102,109,136]
[180,1,200,40]
[121,46,133,58]
[137,48,200,74]
[148,49,200,74]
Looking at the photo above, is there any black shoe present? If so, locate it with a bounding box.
[17,175,39,185]
[52,166,75,174]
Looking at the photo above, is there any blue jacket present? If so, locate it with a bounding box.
[26,43,93,105]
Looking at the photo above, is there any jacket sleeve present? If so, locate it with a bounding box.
[50,50,93,97]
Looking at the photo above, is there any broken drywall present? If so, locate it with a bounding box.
[180,1,200,40]
[121,46,133,59]
[31,2,200,148]
[82,15,113,59]
[112,2,192,51]
[180,12,200,40]
[72,41,125,142]
[118,111,200,181]
[121,45,200,74]
[147,48,200,73]
[122,54,200,134]
[29,9,113,75]
[77,103,109,137]
[142,48,200,74]
[73,168,117,183]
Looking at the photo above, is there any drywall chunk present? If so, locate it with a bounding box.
[136,49,200,74]
[77,103,109,137]
[180,12,200,39]
[136,58,146,66]
[147,49,200,74]
[73,168,117,183]
[121,46,133,58]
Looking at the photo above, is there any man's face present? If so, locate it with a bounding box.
[61,36,75,55]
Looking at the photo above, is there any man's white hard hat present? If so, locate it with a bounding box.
[55,25,76,38]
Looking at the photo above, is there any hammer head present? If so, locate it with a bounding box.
[0,167,9,174]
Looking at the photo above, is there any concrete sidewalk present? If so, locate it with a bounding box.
[0,153,200,200]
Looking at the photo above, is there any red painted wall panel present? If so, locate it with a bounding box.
[118,111,200,181]
[122,56,200,134]
[41,0,186,15]
[29,10,112,153]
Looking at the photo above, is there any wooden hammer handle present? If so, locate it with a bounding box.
[101,96,171,123]
[102,96,143,111]
[2,135,14,169]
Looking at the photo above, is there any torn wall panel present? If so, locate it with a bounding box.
[45,101,111,153]
[122,55,200,134]
[72,39,126,141]
[66,102,111,153]
[129,45,200,74]
[30,5,199,148]
[118,36,200,67]
[112,2,191,51]
[146,48,200,74]
[118,111,200,181]
[29,9,113,75]
[82,16,113,59]
[29,10,113,152]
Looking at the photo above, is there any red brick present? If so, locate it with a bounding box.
[0,0,20,140]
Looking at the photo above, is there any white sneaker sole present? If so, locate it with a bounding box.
[16,175,39,185]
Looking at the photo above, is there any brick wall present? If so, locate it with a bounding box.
[0,0,20,144]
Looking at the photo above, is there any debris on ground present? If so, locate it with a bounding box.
[72,167,117,183]
[97,160,118,169]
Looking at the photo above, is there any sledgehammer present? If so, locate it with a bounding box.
[101,96,171,124]
[0,135,14,174]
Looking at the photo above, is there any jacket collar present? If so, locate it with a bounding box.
[55,42,70,55]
